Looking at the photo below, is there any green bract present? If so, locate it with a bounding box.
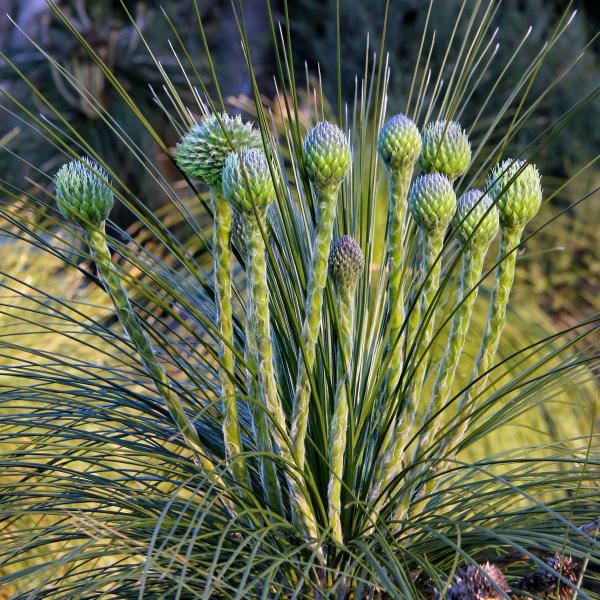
[328,235,365,290]
[453,189,499,248]
[377,114,422,170]
[419,120,471,180]
[303,121,351,190]
[486,159,542,229]
[175,113,261,186]
[409,173,457,233]
[222,148,275,213]
[54,157,114,225]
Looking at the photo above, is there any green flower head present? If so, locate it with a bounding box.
[377,114,422,171]
[328,235,365,290]
[419,120,471,181]
[222,148,276,213]
[175,113,262,186]
[486,159,542,229]
[409,173,457,233]
[303,121,352,190]
[54,157,114,225]
[453,189,499,249]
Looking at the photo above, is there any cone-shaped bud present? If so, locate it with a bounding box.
[303,121,351,190]
[453,189,499,249]
[55,157,114,225]
[377,114,422,171]
[409,173,457,233]
[486,159,542,229]
[419,120,471,180]
[328,235,365,290]
[175,113,261,186]
[222,148,275,213]
[449,562,511,600]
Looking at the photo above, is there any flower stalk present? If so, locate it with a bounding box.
[445,159,542,456]
[377,114,422,402]
[371,173,456,507]
[291,121,352,471]
[421,190,499,445]
[327,235,364,545]
[176,113,261,488]
[241,219,283,513]
[55,158,226,494]
[222,149,314,529]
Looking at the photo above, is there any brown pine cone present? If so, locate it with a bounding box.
[513,554,580,600]
[448,562,511,599]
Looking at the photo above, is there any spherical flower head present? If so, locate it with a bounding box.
[175,113,261,186]
[449,562,510,600]
[54,157,114,225]
[453,189,499,249]
[486,159,542,229]
[303,121,351,190]
[222,148,275,214]
[329,235,365,290]
[409,173,457,233]
[377,114,422,171]
[419,120,471,180]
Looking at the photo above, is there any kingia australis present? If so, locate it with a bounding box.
[55,106,585,597]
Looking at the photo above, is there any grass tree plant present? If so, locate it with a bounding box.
[0,1,598,598]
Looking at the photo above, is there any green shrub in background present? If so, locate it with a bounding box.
[0,1,598,598]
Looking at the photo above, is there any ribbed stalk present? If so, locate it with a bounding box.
[422,247,486,443]
[247,216,318,540]
[243,223,283,513]
[445,225,522,454]
[291,185,338,468]
[371,229,444,507]
[328,284,353,545]
[396,248,487,523]
[405,227,523,521]
[386,168,412,400]
[211,186,250,488]
[84,224,225,489]
[406,229,445,410]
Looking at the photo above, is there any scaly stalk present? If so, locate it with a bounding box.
[291,121,351,473]
[370,173,456,510]
[223,149,318,539]
[176,113,261,488]
[444,225,521,452]
[246,216,287,510]
[54,158,229,500]
[243,220,283,513]
[376,114,422,402]
[85,224,215,468]
[327,236,364,545]
[385,168,413,398]
[212,186,250,488]
[291,185,339,469]
[442,159,542,459]
[398,191,499,523]
[419,189,499,449]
